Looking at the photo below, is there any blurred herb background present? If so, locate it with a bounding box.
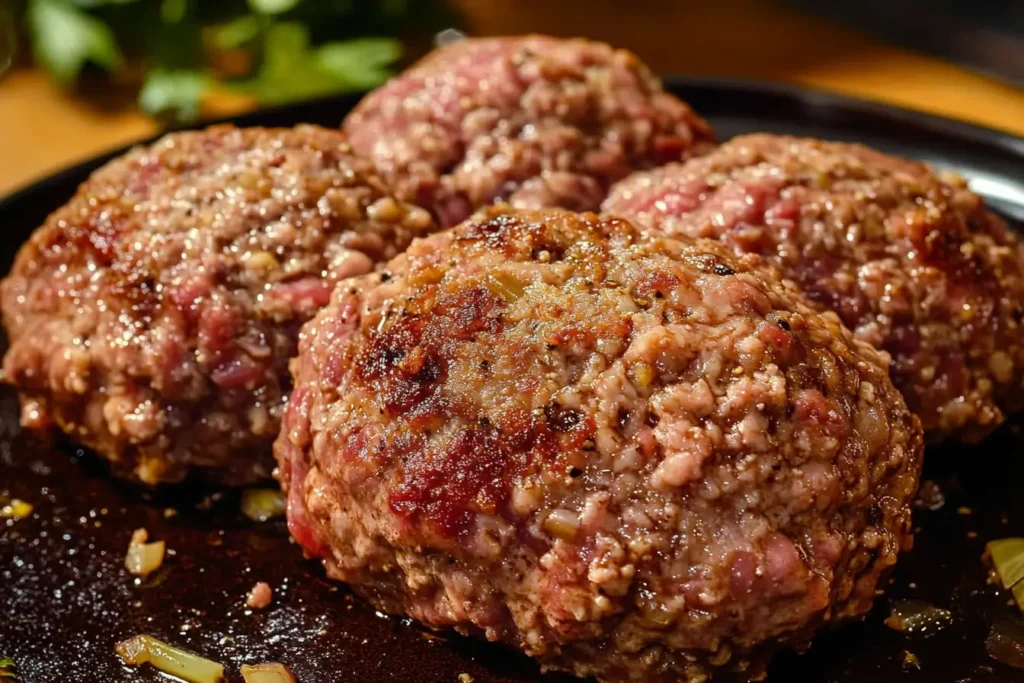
[0,0,454,122]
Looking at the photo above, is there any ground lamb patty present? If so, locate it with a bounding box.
[1,124,435,485]
[604,134,1024,442]
[276,207,923,682]
[342,35,714,227]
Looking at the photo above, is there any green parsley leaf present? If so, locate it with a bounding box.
[160,0,188,24]
[317,37,401,90]
[235,22,399,105]
[247,0,300,16]
[211,15,261,51]
[70,0,141,7]
[138,68,210,121]
[231,22,315,103]
[28,0,123,84]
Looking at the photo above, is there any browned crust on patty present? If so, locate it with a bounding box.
[605,133,1024,441]
[343,35,714,227]
[1,124,436,484]
[276,207,922,682]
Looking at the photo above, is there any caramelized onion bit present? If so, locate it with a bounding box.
[240,663,296,683]
[485,272,526,302]
[115,635,224,683]
[542,509,580,540]
[241,489,286,522]
[125,528,166,577]
[0,498,33,520]
[986,538,1024,612]
[631,362,654,389]
[244,251,281,273]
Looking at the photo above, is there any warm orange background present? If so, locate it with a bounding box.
[1,0,1022,195]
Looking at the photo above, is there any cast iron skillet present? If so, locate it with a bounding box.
[2,78,1024,683]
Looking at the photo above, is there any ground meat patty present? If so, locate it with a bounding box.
[276,207,923,682]
[1,125,435,485]
[604,134,1024,442]
[341,35,714,227]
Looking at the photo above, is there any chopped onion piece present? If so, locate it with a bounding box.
[987,538,1024,613]
[115,635,224,683]
[241,489,286,522]
[125,528,165,577]
[0,499,32,520]
[0,656,15,680]
[542,509,580,540]
[485,272,526,302]
[240,662,296,682]
[1012,582,1024,614]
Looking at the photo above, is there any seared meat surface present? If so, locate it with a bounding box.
[605,134,1024,441]
[276,207,922,682]
[1,124,435,485]
[343,35,714,227]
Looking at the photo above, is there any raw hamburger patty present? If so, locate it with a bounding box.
[342,35,714,227]
[276,208,923,682]
[604,134,1024,441]
[1,124,435,485]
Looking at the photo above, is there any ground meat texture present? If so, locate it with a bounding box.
[1,125,435,485]
[341,35,714,228]
[276,208,923,682]
[604,134,1024,442]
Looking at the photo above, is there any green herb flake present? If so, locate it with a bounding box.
[138,68,210,122]
[28,0,123,84]
[211,15,261,51]
[19,0,450,123]
[247,0,300,16]
[317,37,402,90]
[160,0,188,24]
[236,22,399,105]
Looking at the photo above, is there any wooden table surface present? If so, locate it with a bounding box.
[1,0,1022,196]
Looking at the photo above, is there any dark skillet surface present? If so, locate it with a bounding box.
[2,79,1024,683]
